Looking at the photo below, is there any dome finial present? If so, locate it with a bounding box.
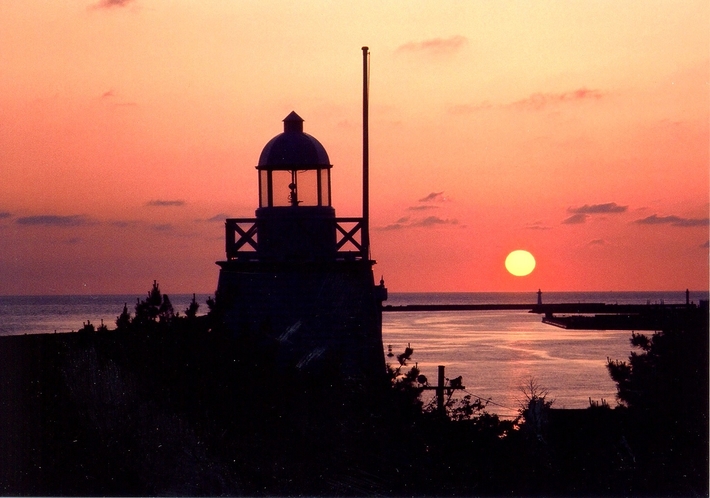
[258,112,330,167]
[283,111,304,133]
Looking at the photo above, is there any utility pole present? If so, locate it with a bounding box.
[422,365,465,416]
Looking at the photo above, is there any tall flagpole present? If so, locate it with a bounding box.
[362,46,370,259]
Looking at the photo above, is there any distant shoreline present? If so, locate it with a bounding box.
[0,289,708,298]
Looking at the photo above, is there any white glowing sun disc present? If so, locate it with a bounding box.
[505,250,536,276]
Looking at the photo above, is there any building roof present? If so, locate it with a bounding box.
[258,112,331,169]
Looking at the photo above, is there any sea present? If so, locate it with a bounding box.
[0,290,706,418]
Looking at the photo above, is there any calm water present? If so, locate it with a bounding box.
[383,291,707,417]
[0,290,706,418]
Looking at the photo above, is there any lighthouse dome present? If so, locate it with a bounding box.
[258,111,331,168]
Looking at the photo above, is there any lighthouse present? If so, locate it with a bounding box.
[215,110,387,380]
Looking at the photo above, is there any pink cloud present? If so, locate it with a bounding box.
[377,215,459,231]
[634,214,709,227]
[98,0,132,7]
[396,36,467,56]
[568,202,627,214]
[449,88,604,115]
[562,213,589,225]
[511,88,603,110]
[418,192,448,203]
[525,221,552,231]
[88,0,134,10]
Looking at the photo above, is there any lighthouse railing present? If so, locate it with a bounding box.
[334,217,363,253]
[225,217,367,260]
[225,218,258,260]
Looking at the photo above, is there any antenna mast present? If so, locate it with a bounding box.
[362,46,370,259]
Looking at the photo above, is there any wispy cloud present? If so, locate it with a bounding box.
[109,220,137,228]
[146,200,186,207]
[449,88,604,115]
[562,213,589,224]
[89,0,134,9]
[588,239,607,246]
[379,216,411,230]
[151,223,174,232]
[16,215,95,227]
[0,212,11,219]
[568,202,627,214]
[407,205,439,211]
[418,191,448,203]
[634,214,709,227]
[701,241,709,249]
[382,191,458,230]
[380,217,410,231]
[100,89,138,108]
[206,213,230,222]
[414,216,459,227]
[396,36,467,56]
[525,221,552,230]
[512,88,603,111]
[562,202,628,224]
[66,237,82,245]
[378,215,459,231]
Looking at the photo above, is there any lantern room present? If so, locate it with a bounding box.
[257,111,332,209]
[222,111,368,263]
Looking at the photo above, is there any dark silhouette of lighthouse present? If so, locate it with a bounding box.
[216,101,387,379]
[216,48,385,380]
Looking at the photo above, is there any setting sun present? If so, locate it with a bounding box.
[505,250,536,277]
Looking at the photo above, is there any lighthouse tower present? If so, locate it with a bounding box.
[216,111,387,380]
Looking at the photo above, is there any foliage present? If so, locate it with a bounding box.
[115,303,131,330]
[446,393,488,421]
[184,293,199,320]
[385,344,427,418]
[130,280,175,327]
[607,325,708,426]
[515,378,554,448]
[29,282,704,496]
[386,344,507,426]
[114,281,204,332]
[606,317,709,495]
[588,397,611,409]
[518,378,553,418]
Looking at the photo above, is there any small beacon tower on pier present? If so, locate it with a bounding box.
[216,110,387,380]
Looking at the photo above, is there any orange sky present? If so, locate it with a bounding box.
[0,1,708,294]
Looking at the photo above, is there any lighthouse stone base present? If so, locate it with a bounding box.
[216,259,386,380]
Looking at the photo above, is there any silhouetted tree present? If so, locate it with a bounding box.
[133,280,163,327]
[158,294,175,323]
[607,317,709,495]
[78,320,95,334]
[447,393,490,422]
[185,293,199,320]
[386,345,427,418]
[518,377,554,439]
[206,295,216,312]
[115,303,131,330]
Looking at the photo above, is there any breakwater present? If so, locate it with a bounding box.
[383,301,706,330]
[383,302,692,313]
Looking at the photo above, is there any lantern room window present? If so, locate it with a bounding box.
[258,167,331,208]
[256,111,333,209]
